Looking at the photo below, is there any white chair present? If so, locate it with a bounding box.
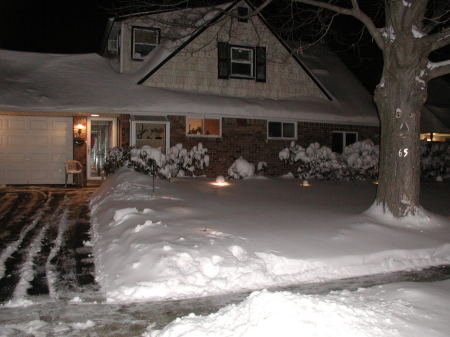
[65,160,84,187]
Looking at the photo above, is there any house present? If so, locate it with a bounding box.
[0,0,381,185]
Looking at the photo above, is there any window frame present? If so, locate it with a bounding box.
[131,26,160,61]
[267,120,297,140]
[332,131,358,153]
[229,45,255,79]
[186,116,222,138]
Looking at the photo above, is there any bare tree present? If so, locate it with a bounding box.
[279,0,449,217]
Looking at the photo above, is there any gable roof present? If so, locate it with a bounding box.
[118,0,331,99]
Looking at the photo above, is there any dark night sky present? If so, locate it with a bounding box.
[0,0,109,53]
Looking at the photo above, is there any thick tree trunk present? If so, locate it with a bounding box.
[374,31,429,217]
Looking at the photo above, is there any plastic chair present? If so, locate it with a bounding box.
[65,160,84,187]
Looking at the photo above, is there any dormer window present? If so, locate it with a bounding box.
[230,46,254,78]
[132,27,159,60]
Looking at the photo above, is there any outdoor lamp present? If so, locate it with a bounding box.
[74,123,86,145]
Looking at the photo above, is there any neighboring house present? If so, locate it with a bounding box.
[420,78,450,142]
[0,0,381,185]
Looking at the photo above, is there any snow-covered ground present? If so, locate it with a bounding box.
[1,168,449,336]
[90,168,450,303]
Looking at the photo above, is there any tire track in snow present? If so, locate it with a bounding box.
[0,190,48,272]
[0,192,36,253]
[53,190,98,296]
[45,208,69,299]
[27,193,68,297]
[0,192,63,304]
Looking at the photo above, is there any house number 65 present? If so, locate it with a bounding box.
[398,148,409,157]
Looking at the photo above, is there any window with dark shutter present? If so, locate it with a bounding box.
[217,42,230,79]
[255,46,266,82]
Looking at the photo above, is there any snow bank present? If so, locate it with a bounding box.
[146,280,450,337]
[90,168,450,303]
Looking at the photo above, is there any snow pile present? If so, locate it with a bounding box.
[146,280,450,337]
[280,140,379,181]
[105,143,209,179]
[228,157,255,179]
[421,142,450,181]
[90,168,450,303]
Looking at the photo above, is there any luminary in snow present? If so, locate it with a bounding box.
[301,180,311,187]
[211,175,229,186]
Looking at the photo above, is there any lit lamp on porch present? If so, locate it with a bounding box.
[211,175,230,187]
[74,123,85,145]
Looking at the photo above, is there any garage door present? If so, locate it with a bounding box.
[0,115,73,184]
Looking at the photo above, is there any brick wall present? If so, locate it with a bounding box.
[169,116,380,177]
[118,115,130,147]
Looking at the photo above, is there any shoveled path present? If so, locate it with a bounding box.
[0,186,99,304]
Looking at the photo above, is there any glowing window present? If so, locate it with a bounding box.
[187,118,221,137]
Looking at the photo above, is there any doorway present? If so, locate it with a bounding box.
[87,117,117,180]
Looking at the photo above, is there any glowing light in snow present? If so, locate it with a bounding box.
[211,175,230,186]
[300,180,311,187]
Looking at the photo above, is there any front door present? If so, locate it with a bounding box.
[87,117,117,180]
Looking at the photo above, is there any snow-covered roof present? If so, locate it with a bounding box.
[299,46,378,123]
[0,49,379,125]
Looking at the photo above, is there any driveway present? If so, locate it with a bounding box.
[0,186,98,304]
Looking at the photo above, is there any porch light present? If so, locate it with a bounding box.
[75,123,85,136]
[91,114,100,117]
[300,180,311,187]
[73,123,86,145]
[211,175,230,187]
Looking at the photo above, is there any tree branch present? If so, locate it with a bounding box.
[428,59,450,79]
[292,0,384,50]
[426,27,450,51]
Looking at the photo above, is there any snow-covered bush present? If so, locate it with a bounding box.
[165,143,209,178]
[104,146,131,176]
[297,143,342,180]
[279,140,379,181]
[421,142,450,180]
[130,146,166,178]
[105,143,209,180]
[341,140,379,181]
[256,161,267,176]
[280,142,342,180]
[228,157,255,179]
